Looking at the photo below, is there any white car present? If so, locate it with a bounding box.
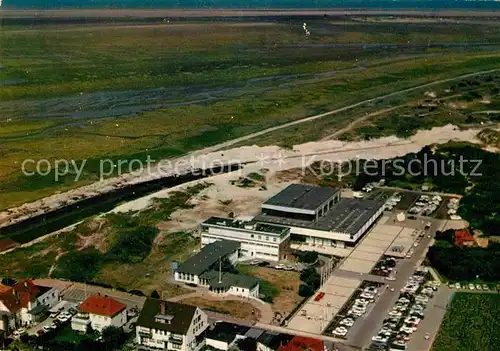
[333,327,348,337]
[43,325,52,333]
[340,318,355,327]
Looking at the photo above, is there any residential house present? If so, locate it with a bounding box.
[256,331,294,351]
[205,322,250,351]
[0,279,59,331]
[174,240,240,286]
[14,280,59,326]
[198,271,259,298]
[174,240,260,298]
[454,230,476,247]
[0,287,21,333]
[136,298,208,351]
[71,295,127,334]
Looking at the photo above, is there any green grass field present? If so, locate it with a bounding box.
[2,15,500,209]
[432,292,500,351]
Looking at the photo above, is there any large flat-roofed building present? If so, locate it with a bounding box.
[255,184,385,248]
[200,217,291,261]
[261,184,341,220]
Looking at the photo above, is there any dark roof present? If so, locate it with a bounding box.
[256,198,384,236]
[200,271,259,290]
[136,298,197,334]
[206,322,250,343]
[257,332,294,350]
[177,240,241,276]
[262,184,339,211]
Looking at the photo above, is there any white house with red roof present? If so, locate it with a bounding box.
[71,294,127,334]
[0,279,59,332]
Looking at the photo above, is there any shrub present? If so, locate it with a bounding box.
[52,248,103,282]
[105,226,159,264]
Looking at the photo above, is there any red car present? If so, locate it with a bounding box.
[314,292,325,301]
[37,330,45,337]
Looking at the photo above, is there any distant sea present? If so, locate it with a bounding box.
[4,0,500,10]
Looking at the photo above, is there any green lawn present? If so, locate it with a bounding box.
[432,292,500,351]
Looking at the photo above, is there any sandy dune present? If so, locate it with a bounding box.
[0,124,486,229]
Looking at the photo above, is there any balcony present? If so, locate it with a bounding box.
[138,331,152,338]
[169,335,184,344]
[71,314,91,326]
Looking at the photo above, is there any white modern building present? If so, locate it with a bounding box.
[136,299,208,351]
[255,184,385,248]
[71,295,127,333]
[200,217,291,261]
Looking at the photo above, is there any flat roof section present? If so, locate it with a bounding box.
[262,184,339,211]
[257,198,385,235]
[202,217,289,236]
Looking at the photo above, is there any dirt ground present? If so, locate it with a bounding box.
[242,266,303,316]
[180,297,261,322]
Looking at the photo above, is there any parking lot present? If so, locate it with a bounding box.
[369,266,440,350]
[325,281,385,339]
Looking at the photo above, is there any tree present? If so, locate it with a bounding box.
[298,284,314,298]
[151,290,160,299]
[295,251,318,264]
[101,326,126,351]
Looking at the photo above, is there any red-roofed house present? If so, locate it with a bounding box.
[0,288,22,333]
[13,279,59,327]
[278,336,326,351]
[0,279,59,332]
[454,230,476,247]
[71,295,127,333]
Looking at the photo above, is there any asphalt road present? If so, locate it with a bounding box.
[345,217,444,349]
[407,287,454,351]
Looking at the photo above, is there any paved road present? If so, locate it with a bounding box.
[346,218,444,349]
[407,287,454,351]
